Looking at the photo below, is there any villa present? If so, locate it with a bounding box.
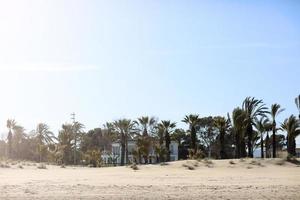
[102,140,179,165]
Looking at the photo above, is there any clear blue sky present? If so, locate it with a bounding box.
[0,1,299,144]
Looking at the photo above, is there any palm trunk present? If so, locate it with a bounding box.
[260,132,264,158]
[220,130,225,159]
[241,138,247,158]
[272,125,276,158]
[247,124,253,158]
[165,131,170,162]
[191,126,197,154]
[235,132,240,158]
[125,136,129,165]
[120,132,125,166]
[74,136,77,165]
[265,133,270,158]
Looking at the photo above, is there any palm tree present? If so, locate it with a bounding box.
[136,116,157,136]
[72,121,85,165]
[182,114,200,156]
[58,124,73,164]
[113,119,136,166]
[281,115,300,157]
[32,123,56,162]
[6,119,17,158]
[135,116,157,163]
[254,117,269,158]
[12,125,26,159]
[242,97,268,158]
[295,95,300,119]
[214,116,230,159]
[231,108,246,158]
[270,104,284,158]
[158,120,176,162]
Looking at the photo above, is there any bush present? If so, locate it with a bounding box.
[18,165,23,169]
[286,156,300,165]
[188,149,205,160]
[130,163,139,170]
[37,163,47,169]
[160,162,169,166]
[0,163,10,168]
[229,160,236,165]
[250,160,262,166]
[84,150,102,167]
[182,163,195,170]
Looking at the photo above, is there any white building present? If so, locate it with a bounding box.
[102,140,178,165]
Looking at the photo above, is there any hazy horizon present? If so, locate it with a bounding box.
[0,0,299,145]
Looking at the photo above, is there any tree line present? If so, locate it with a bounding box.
[1,95,300,167]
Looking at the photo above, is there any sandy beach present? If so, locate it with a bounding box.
[0,159,299,200]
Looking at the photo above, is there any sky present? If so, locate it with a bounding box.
[0,0,299,144]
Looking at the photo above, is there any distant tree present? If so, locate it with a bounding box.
[295,95,300,119]
[57,124,73,164]
[231,108,246,158]
[72,122,85,165]
[135,116,157,163]
[182,114,200,156]
[254,117,269,158]
[270,104,284,158]
[31,123,56,162]
[6,119,16,158]
[157,120,176,162]
[242,97,268,158]
[214,116,231,159]
[171,128,187,159]
[113,119,136,165]
[198,117,218,159]
[12,125,26,159]
[136,116,157,136]
[281,115,300,156]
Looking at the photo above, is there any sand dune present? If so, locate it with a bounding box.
[0,159,299,200]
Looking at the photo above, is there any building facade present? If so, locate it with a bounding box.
[102,140,178,165]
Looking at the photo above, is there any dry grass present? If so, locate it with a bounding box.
[0,162,10,168]
[37,163,47,169]
[229,160,236,165]
[130,163,139,170]
[275,159,286,166]
[182,163,195,170]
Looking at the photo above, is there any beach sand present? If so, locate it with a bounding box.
[0,159,299,199]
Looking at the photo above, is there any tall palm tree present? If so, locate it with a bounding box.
[58,124,73,164]
[281,115,300,157]
[242,97,268,158]
[270,104,284,158]
[182,114,200,155]
[135,116,157,163]
[158,120,176,162]
[72,121,85,165]
[12,125,26,159]
[295,95,300,119]
[32,123,56,162]
[214,116,230,159]
[254,117,269,158]
[136,116,157,136]
[113,119,136,166]
[6,119,17,158]
[231,108,246,158]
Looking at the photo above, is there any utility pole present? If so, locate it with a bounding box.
[71,113,76,165]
